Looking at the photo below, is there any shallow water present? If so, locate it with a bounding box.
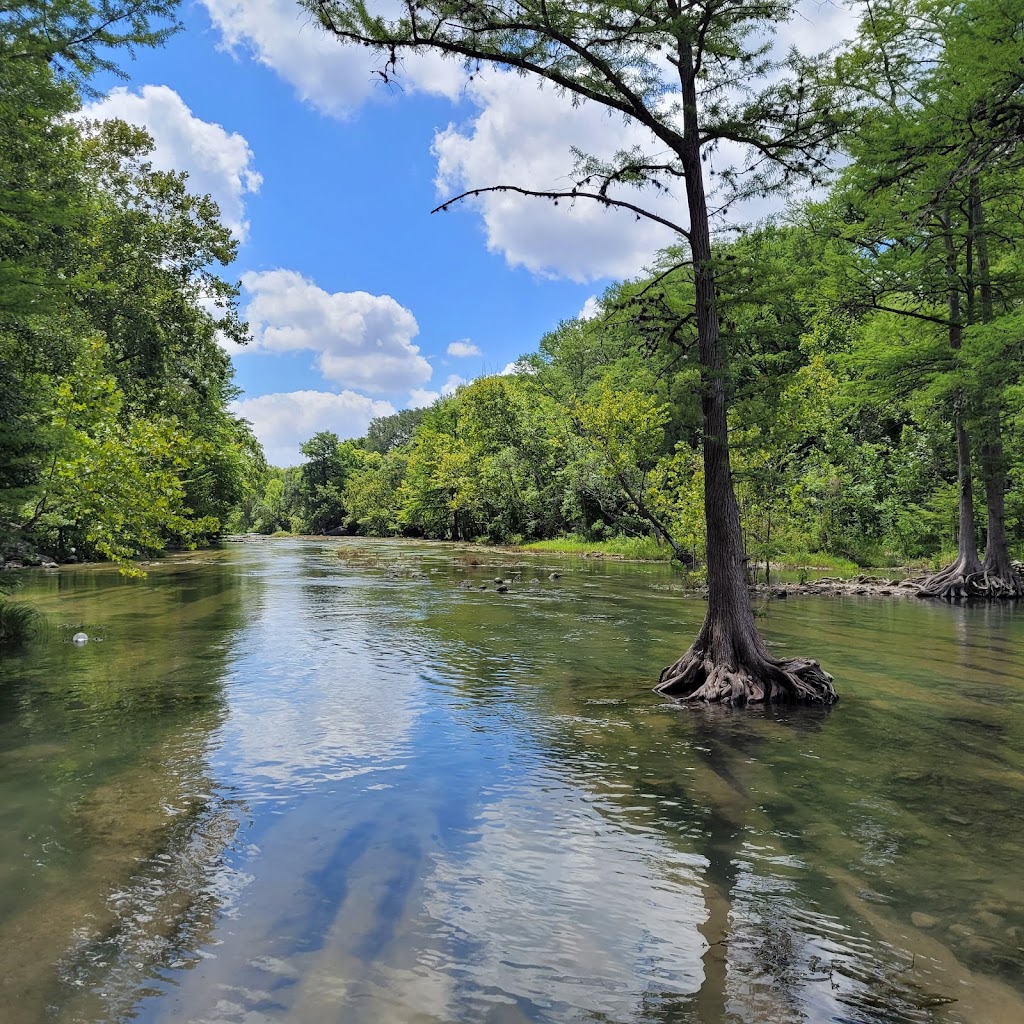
[1,538,1022,1024]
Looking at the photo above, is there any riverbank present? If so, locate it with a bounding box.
[756,575,927,599]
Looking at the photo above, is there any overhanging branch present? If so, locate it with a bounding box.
[432,184,689,238]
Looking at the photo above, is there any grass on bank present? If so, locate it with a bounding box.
[0,599,45,645]
[520,537,898,573]
[520,535,673,561]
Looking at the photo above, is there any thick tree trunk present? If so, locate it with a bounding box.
[980,430,1024,597]
[657,43,835,705]
[922,196,1020,599]
[973,183,1022,597]
[920,410,984,598]
[921,210,985,600]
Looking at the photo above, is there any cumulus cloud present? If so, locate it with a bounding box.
[447,340,482,358]
[232,390,394,466]
[578,296,602,321]
[241,269,432,393]
[81,85,262,241]
[194,2,856,277]
[408,374,466,408]
[201,0,465,118]
[427,5,858,281]
[432,74,681,282]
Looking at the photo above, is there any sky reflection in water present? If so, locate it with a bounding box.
[1,539,1022,1024]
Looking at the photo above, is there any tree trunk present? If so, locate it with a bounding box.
[980,429,1024,596]
[920,209,984,600]
[920,410,984,598]
[973,181,1021,596]
[656,43,835,705]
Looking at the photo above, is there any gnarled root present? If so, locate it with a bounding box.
[980,555,1024,598]
[656,645,837,706]
[919,555,1024,600]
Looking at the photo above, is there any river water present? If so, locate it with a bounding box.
[1,538,1022,1024]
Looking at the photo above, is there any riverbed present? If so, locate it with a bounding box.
[1,538,1022,1023]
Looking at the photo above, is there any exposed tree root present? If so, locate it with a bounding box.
[657,644,837,706]
[982,553,1024,598]
[919,554,1024,600]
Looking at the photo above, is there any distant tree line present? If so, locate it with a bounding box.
[235,211,1024,576]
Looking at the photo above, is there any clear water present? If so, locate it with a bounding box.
[1,538,1022,1024]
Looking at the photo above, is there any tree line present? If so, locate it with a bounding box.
[236,203,1024,577]
[1,1,262,588]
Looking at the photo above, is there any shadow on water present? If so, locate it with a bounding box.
[1,538,1022,1024]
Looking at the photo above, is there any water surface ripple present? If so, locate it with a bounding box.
[1,538,1022,1024]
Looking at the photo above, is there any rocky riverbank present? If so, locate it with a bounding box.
[760,575,927,599]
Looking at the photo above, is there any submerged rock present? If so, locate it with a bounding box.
[856,889,896,905]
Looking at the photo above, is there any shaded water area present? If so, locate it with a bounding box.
[1,538,1023,1024]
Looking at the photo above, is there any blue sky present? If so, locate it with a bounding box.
[84,1,854,465]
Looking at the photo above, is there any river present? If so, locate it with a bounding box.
[1,538,1022,1024]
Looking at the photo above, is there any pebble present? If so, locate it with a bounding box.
[975,910,1004,930]
[856,889,896,906]
[911,912,938,929]
[965,935,997,955]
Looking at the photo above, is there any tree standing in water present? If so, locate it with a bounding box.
[304,0,841,703]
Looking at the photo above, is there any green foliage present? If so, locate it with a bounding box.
[521,535,672,561]
[20,339,216,570]
[0,10,260,576]
[0,596,44,645]
[1,1,181,92]
[263,208,1024,569]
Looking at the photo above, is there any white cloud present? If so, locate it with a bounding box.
[80,85,261,241]
[446,340,482,358]
[783,1,859,55]
[201,0,465,118]
[427,5,858,282]
[432,74,681,282]
[408,374,465,408]
[578,295,602,320]
[232,390,394,466]
[499,360,534,376]
[241,269,432,393]
[193,2,855,278]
